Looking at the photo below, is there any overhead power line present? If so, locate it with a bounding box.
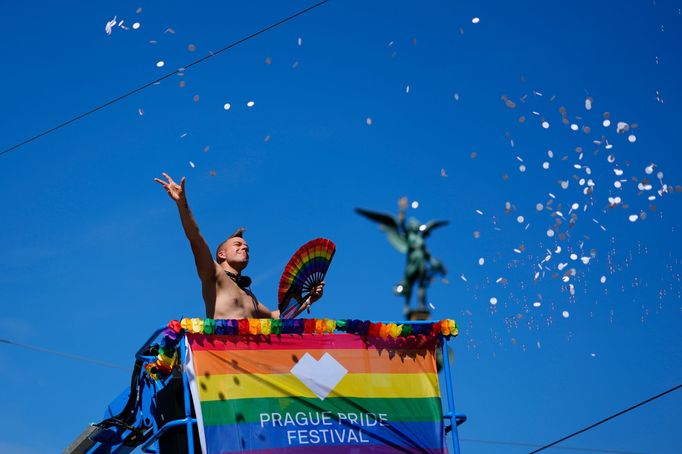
[462,437,644,453]
[0,337,128,371]
[0,0,330,158]
[530,383,682,453]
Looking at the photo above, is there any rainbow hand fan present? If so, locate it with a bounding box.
[278,238,336,319]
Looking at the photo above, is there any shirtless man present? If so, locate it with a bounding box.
[155,173,323,319]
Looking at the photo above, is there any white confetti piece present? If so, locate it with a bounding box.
[223,103,231,110]
[156,60,165,68]
[628,134,637,143]
[489,297,498,305]
[600,275,607,284]
[533,301,542,308]
[546,229,555,238]
[603,119,611,127]
[542,162,550,169]
[585,97,593,110]
[411,201,419,209]
[570,124,579,131]
[132,22,141,30]
[138,108,144,116]
[189,161,195,168]
[542,121,550,129]
[562,310,570,318]
[460,274,468,282]
[478,258,485,266]
[298,37,303,46]
[472,17,480,24]
[366,117,373,126]
[628,214,639,222]
[105,16,117,35]
[247,101,255,107]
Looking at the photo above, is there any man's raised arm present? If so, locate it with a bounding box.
[154,173,216,282]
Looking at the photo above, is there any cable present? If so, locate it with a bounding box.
[530,383,682,453]
[0,337,128,371]
[461,437,644,453]
[0,0,330,158]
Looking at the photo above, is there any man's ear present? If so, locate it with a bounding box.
[217,249,227,261]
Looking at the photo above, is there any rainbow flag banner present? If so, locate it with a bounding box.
[185,332,448,453]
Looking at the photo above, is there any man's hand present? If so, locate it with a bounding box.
[154,173,186,203]
[303,282,325,311]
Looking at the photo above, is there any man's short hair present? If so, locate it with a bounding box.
[215,227,246,263]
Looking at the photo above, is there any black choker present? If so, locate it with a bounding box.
[225,271,252,289]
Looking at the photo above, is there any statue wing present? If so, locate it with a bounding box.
[355,208,408,253]
[421,220,449,238]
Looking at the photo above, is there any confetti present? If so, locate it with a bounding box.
[585,97,593,110]
[489,297,498,305]
[298,37,303,46]
[189,161,195,168]
[105,16,117,35]
[542,121,550,129]
[193,95,200,102]
[440,168,448,177]
[471,17,480,24]
[366,117,373,126]
[517,216,525,223]
[562,310,570,318]
[156,61,165,68]
[247,101,255,107]
[533,302,542,308]
[603,119,611,127]
[138,108,144,116]
[223,103,231,110]
[132,22,141,30]
[628,134,637,143]
[628,214,639,222]
[411,201,419,209]
[478,258,485,266]
[600,275,607,284]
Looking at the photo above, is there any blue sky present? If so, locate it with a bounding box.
[0,1,681,453]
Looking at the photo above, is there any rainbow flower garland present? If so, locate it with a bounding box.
[145,318,457,380]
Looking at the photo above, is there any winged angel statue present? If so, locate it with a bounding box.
[356,197,448,317]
